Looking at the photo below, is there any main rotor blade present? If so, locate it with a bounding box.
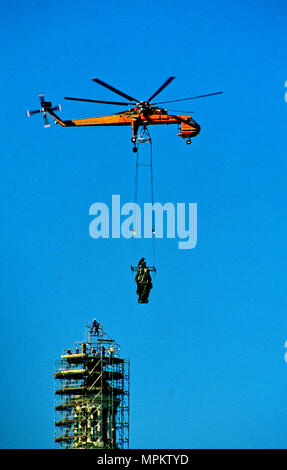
[114,108,135,115]
[65,96,135,105]
[153,91,223,104]
[147,76,175,103]
[168,108,194,114]
[92,78,139,103]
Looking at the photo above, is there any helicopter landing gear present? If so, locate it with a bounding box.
[131,137,136,143]
[186,139,191,145]
[132,146,138,153]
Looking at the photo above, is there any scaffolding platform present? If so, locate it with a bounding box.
[54,321,130,449]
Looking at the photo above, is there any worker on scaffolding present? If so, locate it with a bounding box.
[91,318,100,335]
[135,258,153,303]
[108,344,115,358]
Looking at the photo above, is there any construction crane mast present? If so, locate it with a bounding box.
[54,321,130,449]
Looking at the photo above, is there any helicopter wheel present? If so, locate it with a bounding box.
[186,139,191,145]
[131,137,136,143]
[132,146,138,153]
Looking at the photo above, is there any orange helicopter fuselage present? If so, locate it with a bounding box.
[48,107,201,141]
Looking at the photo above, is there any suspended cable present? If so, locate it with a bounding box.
[131,127,156,268]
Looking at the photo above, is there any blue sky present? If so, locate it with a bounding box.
[1,0,287,449]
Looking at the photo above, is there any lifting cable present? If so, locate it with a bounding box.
[132,127,156,270]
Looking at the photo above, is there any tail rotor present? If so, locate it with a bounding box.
[27,94,61,128]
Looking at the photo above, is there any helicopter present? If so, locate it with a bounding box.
[27,77,223,152]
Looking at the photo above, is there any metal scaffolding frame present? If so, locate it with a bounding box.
[54,321,130,449]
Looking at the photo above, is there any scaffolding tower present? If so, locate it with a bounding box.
[54,321,130,449]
